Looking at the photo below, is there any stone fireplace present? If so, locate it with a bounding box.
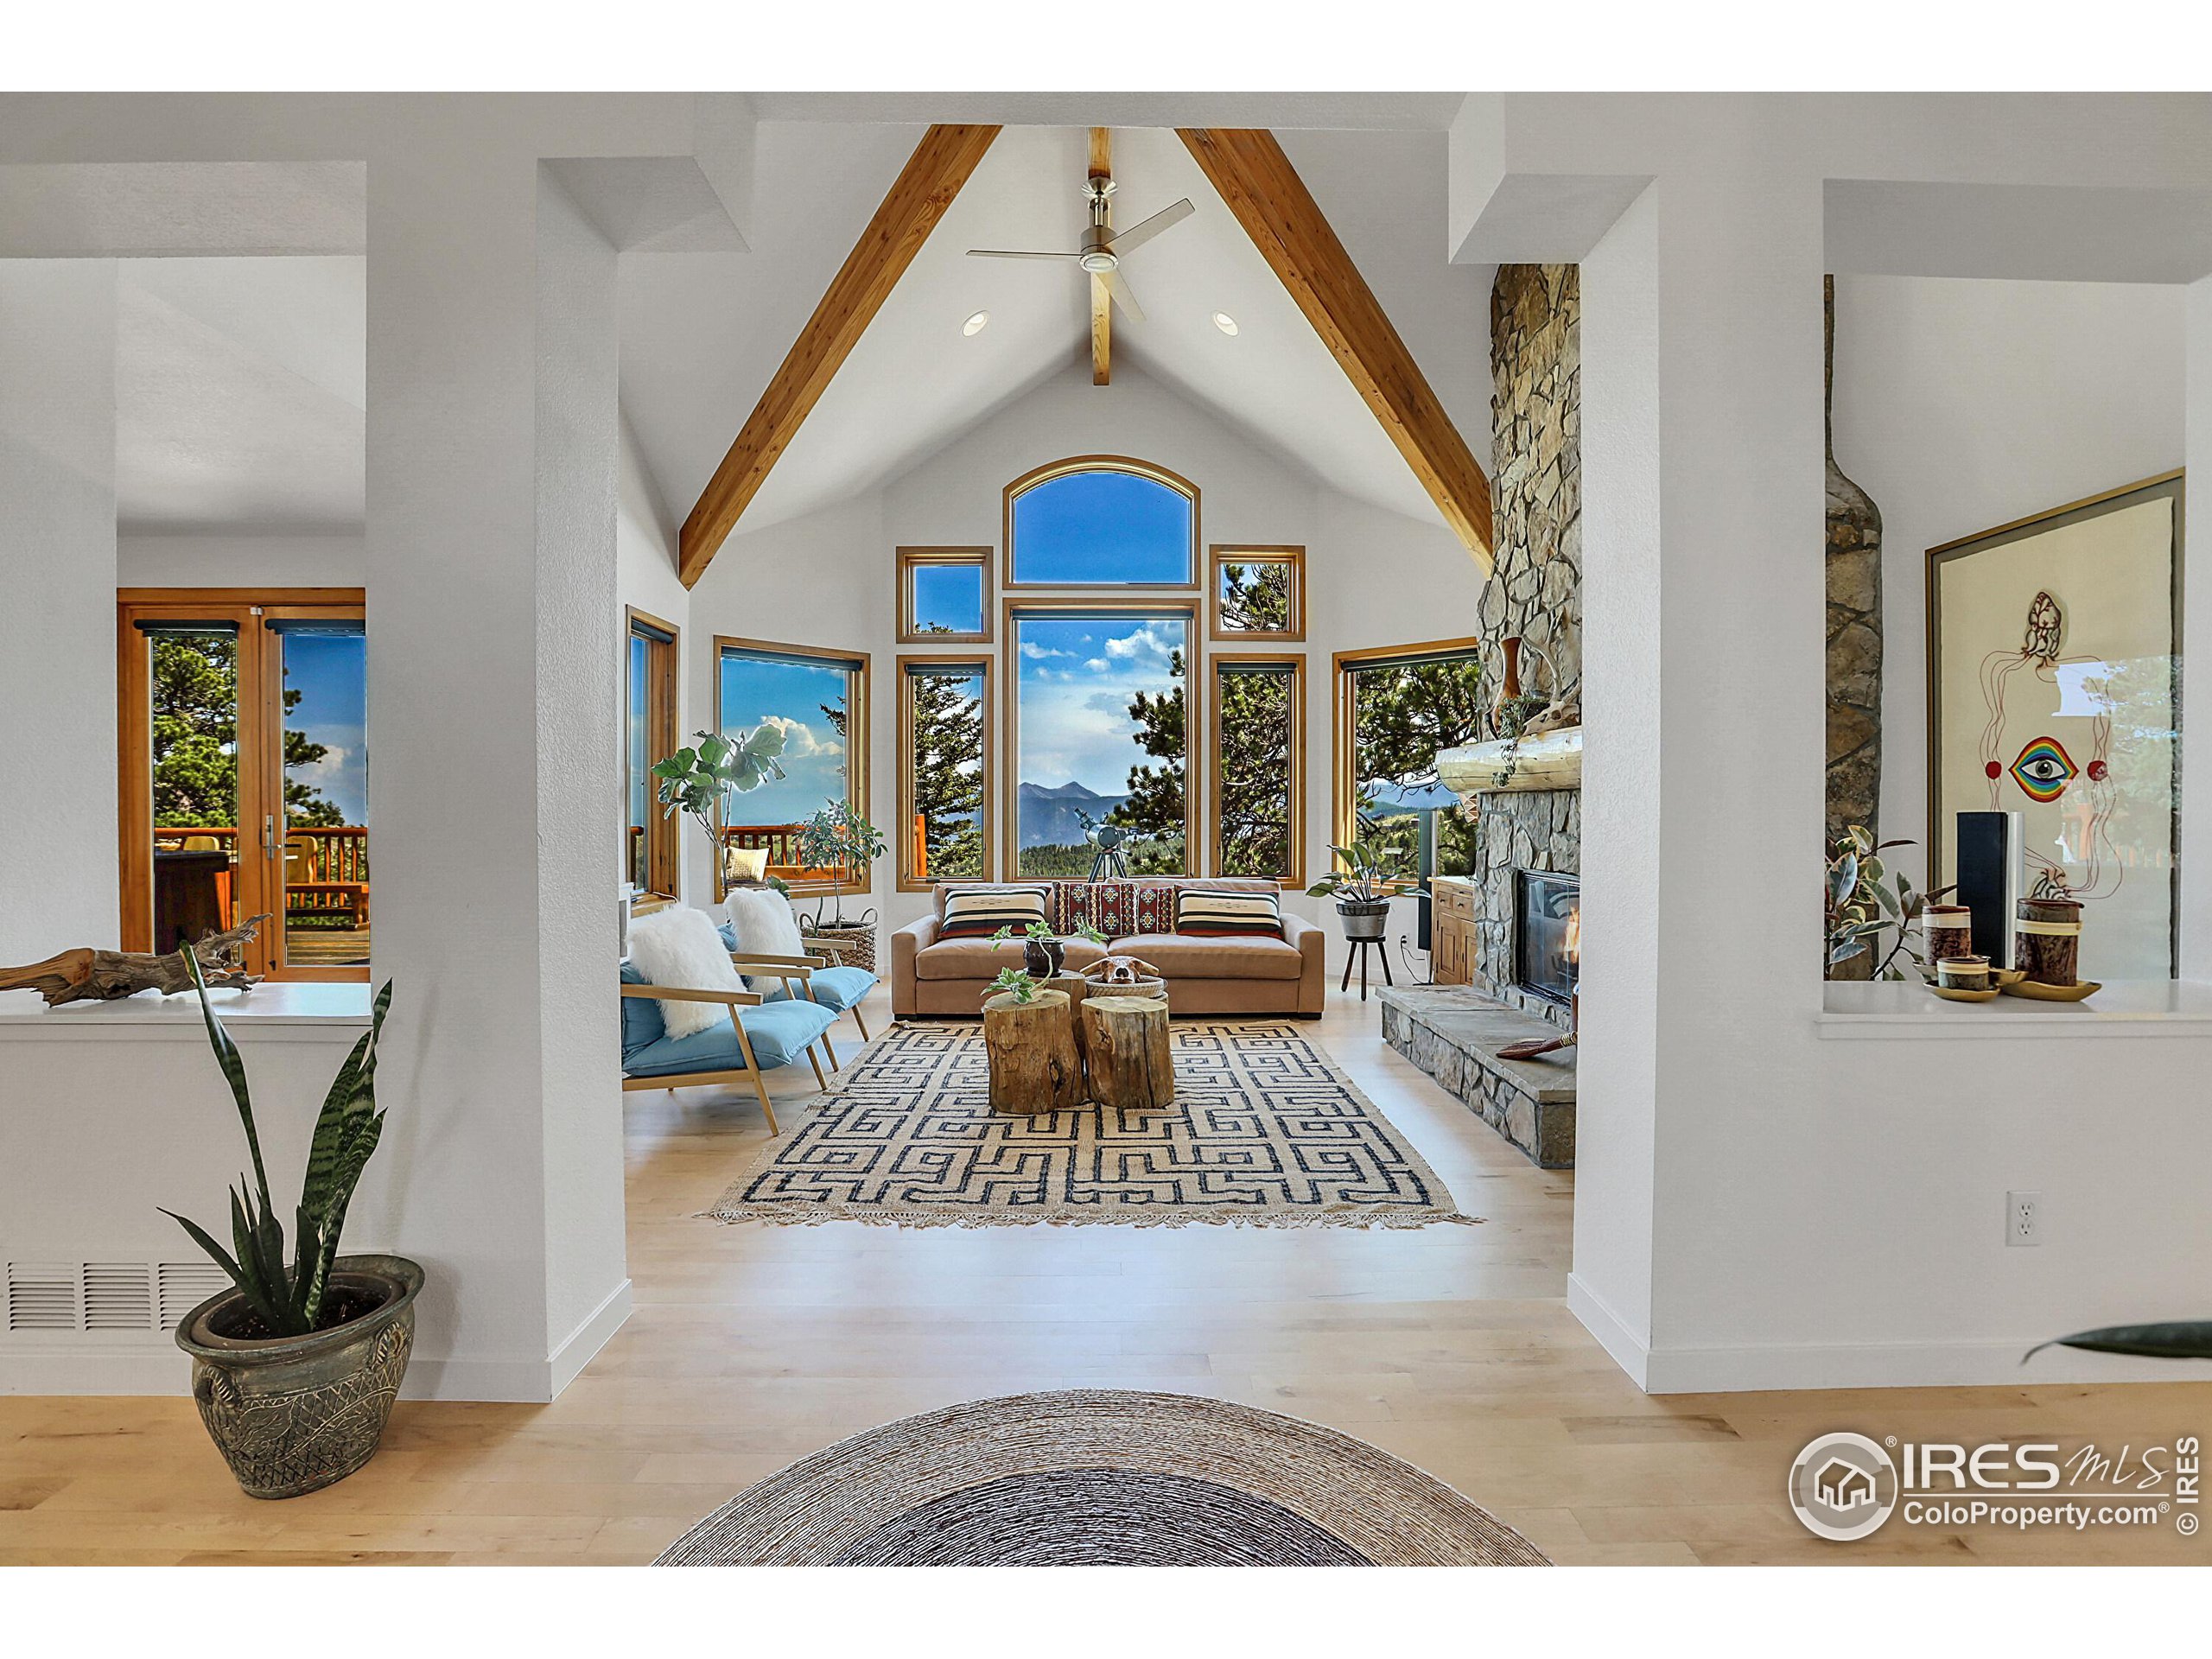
[1467,788,1581,1029]
[1513,868,1580,1011]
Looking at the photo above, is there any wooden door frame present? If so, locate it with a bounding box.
[625,607,683,901]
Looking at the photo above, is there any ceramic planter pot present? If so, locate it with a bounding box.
[1023,938,1066,978]
[175,1254,423,1499]
[1337,899,1390,942]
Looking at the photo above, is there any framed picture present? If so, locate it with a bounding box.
[1926,470,2183,979]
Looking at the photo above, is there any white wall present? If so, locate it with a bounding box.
[684,360,1488,971]
[616,410,694,902]
[1832,276,2187,892]
[116,530,364,588]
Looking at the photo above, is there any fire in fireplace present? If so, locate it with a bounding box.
[1513,869,1581,1008]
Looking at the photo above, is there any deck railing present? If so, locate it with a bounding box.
[717,823,842,885]
[153,825,368,919]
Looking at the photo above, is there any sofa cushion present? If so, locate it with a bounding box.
[1104,931,1306,982]
[787,963,877,1012]
[915,935,1108,982]
[1174,886,1285,939]
[621,995,837,1078]
[937,883,1052,939]
[619,960,663,1059]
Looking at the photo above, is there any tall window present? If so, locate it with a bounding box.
[118,591,369,981]
[897,658,990,888]
[625,608,679,899]
[1212,655,1304,883]
[1005,457,1198,586]
[1334,640,1486,877]
[715,636,870,893]
[1008,606,1192,877]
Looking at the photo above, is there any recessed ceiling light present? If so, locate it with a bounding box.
[1211,311,1239,336]
[963,309,990,336]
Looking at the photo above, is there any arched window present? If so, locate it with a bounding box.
[1004,456,1198,588]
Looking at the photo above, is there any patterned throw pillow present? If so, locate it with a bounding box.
[1174,887,1286,939]
[938,884,1052,940]
[1135,884,1178,934]
[1051,880,1096,936]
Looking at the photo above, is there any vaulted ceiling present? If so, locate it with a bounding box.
[616,122,1492,543]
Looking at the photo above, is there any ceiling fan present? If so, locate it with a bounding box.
[965,129,1194,334]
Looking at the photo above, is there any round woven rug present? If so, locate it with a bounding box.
[655,1389,1549,1567]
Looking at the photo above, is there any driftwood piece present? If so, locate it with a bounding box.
[1080,995,1174,1111]
[0,916,269,1007]
[981,988,1084,1116]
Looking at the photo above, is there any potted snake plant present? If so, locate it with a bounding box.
[163,943,417,1499]
[1306,838,1415,943]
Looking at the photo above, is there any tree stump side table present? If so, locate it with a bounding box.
[1079,995,1174,1111]
[981,988,1085,1115]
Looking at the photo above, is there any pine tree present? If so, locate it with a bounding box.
[1216,665,1294,875]
[1217,560,1292,633]
[907,670,984,878]
[149,634,346,830]
[1109,647,1187,874]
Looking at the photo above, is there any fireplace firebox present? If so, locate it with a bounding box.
[1513,870,1580,1008]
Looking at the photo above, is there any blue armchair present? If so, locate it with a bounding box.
[620,961,840,1134]
[717,925,879,1068]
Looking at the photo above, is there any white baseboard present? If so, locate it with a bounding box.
[1640,1334,2212,1394]
[1567,1272,1649,1389]
[547,1276,632,1397]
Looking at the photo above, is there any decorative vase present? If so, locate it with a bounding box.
[174,1254,423,1499]
[1923,904,1974,968]
[1024,938,1066,978]
[1337,899,1389,942]
[2015,896,2082,986]
[1491,636,1523,732]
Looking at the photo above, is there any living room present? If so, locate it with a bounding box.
[3,23,2210,1622]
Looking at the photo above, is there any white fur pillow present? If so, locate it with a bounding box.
[627,906,747,1041]
[725,886,807,992]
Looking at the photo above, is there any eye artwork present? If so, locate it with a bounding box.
[1978,590,2118,900]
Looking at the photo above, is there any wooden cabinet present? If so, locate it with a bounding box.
[1430,877,1476,986]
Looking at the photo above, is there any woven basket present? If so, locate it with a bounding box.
[804,920,878,976]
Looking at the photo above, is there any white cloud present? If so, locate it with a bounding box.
[759,713,842,759]
[1084,658,1109,671]
[1020,641,1072,661]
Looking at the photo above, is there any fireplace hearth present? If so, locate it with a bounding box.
[1513,869,1580,1009]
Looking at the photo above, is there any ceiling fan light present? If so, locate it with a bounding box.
[1078,251,1116,275]
[1211,311,1240,337]
[963,309,990,337]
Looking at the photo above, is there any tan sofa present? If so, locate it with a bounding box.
[892,877,1327,1019]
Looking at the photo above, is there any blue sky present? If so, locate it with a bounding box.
[1015,613,1185,801]
[718,653,850,825]
[1011,470,1192,585]
[282,632,368,825]
[912,562,984,633]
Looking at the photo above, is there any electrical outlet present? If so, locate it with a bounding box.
[2006,1190,2042,1248]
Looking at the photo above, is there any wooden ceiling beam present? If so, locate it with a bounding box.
[1175,127,1495,571]
[1090,127,1111,386]
[678,124,1002,588]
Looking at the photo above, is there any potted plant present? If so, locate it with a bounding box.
[164,944,415,1499]
[986,966,1041,1004]
[651,723,789,899]
[1822,824,1953,981]
[994,918,1076,978]
[793,798,888,972]
[1306,838,1415,942]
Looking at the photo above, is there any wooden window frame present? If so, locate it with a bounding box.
[1209,652,1306,888]
[1330,636,1486,856]
[1002,598,1200,881]
[1207,544,1306,642]
[894,654,994,893]
[1001,454,1202,591]
[711,634,873,902]
[117,588,368,982]
[625,607,682,902]
[895,546,995,644]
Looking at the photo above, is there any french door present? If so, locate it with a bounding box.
[118,589,369,982]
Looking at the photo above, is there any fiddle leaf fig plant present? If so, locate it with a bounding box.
[161,943,395,1337]
[652,723,788,883]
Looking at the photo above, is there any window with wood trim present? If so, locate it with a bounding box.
[897,546,992,643]
[625,608,680,899]
[1211,654,1304,884]
[1332,639,1486,878]
[1208,545,1305,641]
[714,636,871,897]
[1004,456,1198,588]
[897,657,990,889]
[118,590,368,982]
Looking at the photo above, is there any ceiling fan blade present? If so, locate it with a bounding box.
[1100,266,1147,324]
[966,248,1080,261]
[1101,198,1194,257]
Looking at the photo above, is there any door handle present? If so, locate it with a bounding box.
[263,815,277,861]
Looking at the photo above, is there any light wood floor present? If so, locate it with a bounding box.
[2,987,2202,1566]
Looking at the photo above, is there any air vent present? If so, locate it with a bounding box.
[83,1262,156,1332]
[157,1262,231,1331]
[5,1263,79,1332]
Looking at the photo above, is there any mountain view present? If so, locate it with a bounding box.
[1017,780,1128,848]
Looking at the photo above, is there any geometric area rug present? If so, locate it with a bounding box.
[706,1020,1477,1230]
[656,1389,1548,1565]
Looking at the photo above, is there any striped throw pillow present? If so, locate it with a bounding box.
[938,884,1052,940]
[1173,887,1285,939]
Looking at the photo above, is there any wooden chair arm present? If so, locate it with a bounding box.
[802,935,855,960]
[728,951,826,971]
[621,982,764,1007]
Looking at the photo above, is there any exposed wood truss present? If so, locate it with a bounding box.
[1176,127,1496,571]
[1090,127,1111,385]
[678,124,1002,588]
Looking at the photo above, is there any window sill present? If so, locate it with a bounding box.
[1816,979,2212,1039]
[0,981,372,1042]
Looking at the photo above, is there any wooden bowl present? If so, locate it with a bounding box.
[1999,979,2101,1002]
[1929,984,1999,1003]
